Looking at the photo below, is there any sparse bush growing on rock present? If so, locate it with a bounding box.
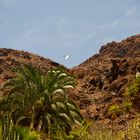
[108,104,122,119]
[124,76,140,99]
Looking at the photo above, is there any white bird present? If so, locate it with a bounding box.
[64,55,70,60]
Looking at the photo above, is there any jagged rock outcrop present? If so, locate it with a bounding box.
[70,34,140,128]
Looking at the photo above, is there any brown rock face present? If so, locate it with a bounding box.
[70,34,140,127]
[0,48,61,95]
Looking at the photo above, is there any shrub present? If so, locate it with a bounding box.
[0,65,83,139]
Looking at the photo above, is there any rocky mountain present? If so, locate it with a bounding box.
[70,34,140,128]
[0,48,61,96]
[1,34,140,129]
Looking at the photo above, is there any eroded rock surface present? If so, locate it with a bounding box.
[70,35,140,128]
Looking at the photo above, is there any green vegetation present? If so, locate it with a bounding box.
[2,65,140,139]
[0,65,84,139]
[124,76,140,99]
[108,75,140,118]
[108,104,122,119]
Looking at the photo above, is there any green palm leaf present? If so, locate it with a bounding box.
[1,64,83,138]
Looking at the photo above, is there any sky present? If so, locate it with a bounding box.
[0,0,140,68]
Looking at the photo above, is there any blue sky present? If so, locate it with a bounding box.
[0,0,140,67]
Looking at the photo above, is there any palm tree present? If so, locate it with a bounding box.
[1,64,83,138]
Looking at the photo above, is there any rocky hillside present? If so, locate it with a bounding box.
[1,34,140,129]
[71,34,140,128]
[0,48,61,96]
